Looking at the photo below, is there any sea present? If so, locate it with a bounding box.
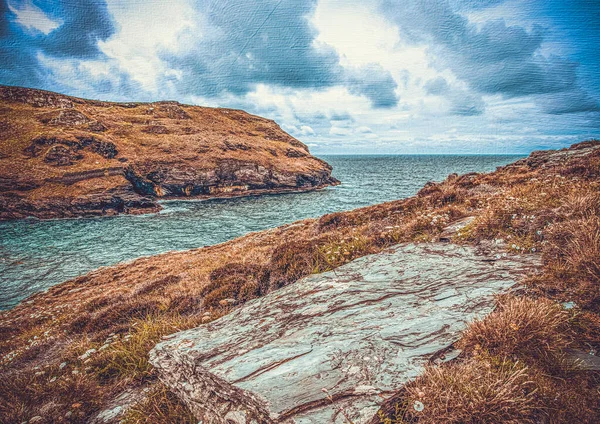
[0,154,523,309]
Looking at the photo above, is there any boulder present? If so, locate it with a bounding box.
[150,242,540,423]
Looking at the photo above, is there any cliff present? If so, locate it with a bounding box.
[0,141,598,423]
[0,85,338,220]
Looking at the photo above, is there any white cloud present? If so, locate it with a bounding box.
[8,0,62,34]
[99,0,196,93]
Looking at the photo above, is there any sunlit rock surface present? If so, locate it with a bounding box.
[150,243,540,423]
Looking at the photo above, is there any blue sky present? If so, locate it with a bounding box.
[1,0,599,154]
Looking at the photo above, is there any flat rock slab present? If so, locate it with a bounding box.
[150,243,540,424]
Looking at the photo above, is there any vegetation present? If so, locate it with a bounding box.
[1,141,599,422]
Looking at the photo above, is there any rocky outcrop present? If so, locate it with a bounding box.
[0,85,339,220]
[123,158,335,198]
[506,139,600,171]
[150,243,540,423]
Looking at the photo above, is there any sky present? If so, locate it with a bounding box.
[1,0,599,154]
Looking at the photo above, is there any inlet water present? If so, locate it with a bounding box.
[0,155,522,309]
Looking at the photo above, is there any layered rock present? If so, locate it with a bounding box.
[150,242,540,423]
[0,85,338,220]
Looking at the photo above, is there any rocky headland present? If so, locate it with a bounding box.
[0,141,599,423]
[0,86,338,220]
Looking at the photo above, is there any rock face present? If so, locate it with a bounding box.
[150,242,540,423]
[0,85,339,220]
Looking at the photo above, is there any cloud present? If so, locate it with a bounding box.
[329,126,354,136]
[450,0,508,11]
[329,111,354,122]
[0,0,598,153]
[423,76,449,95]
[36,0,114,58]
[283,123,316,136]
[0,1,9,38]
[345,63,399,108]
[7,1,62,35]
[379,0,593,103]
[537,90,600,115]
[424,76,485,116]
[0,0,115,88]
[159,0,342,97]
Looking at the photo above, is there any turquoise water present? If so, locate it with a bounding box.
[0,155,522,309]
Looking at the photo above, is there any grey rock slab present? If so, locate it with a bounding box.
[565,348,600,371]
[150,242,540,424]
[438,216,474,242]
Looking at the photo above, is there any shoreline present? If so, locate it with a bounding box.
[0,179,340,222]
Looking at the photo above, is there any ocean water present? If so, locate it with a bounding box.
[0,155,522,309]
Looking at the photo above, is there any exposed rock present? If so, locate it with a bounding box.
[44,144,83,166]
[150,243,540,424]
[88,121,107,132]
[0,185,158,220]
[565,348,600,371]
[0,85,75,108]
[38,109,90,126]
[285,148,308,158]
[506,140,600,170]
[142,124,170,134]
[438,216,474,242]
[157,102,191,119]
[124,158,335,198]
[24,135,117,160]
[91,387,148,423]
[78,136,118,159]
[223,140,251,151]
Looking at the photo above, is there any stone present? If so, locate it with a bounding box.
[150,242,539,424]
[565,348,600,371]
[78,348,97,360]
[91,387,147,423]
[437,216,474,242]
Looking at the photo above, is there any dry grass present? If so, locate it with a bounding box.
[458,296,569,364]
[403,359,538,424]
[122,383,197,424]
[542,215,600,310]
[92,313,202,382]
[201,262,270,309]
[0,366,109,423]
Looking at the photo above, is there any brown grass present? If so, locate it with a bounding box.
[201,262,269,309]
[402,359,538,424]
[122,383,196,424]
[91,313,202,382]
[457,296,569,364]
[542,215,600,310]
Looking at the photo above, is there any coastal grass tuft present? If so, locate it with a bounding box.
[122,383,197,424]
[403,359,538,424]
[92,313,202,382]
[457,296,570,366]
